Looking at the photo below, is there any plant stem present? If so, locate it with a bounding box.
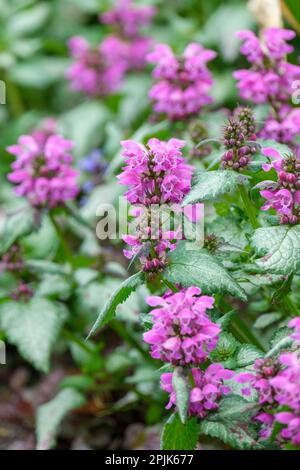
[161,278,179,293]
[49,212,74,266]
[238,184,260,229]
[62,329,95,355]
[231,315,265,351]
[64,203,95,233]
[110,319,155,365]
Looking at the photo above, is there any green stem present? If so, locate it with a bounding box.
[161,278,179,293]
[62,329,95,355]
[280,295,299,318]
[238,184,260,229]
[49,212,74,266]
[64,203,95,233]
[231,315,265,352]
[110,319,155,365]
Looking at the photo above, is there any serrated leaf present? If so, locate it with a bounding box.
[266,326,293,358]
[210,395,260,421]
[36,388,85,450]
[211,332,239,362]
[182,170,247,206]
[252,225,300,275]
[172,367,190,424]
[164,241,246,300]
[161,414,200,450]
[236,344,263,367]
[87,272,144,337]
[139,313,153,332]
[0,298,67,372]
[200,419,262,450]
[0,207,34,254]
[253,313,282,330]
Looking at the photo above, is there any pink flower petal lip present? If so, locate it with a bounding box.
[262,147,281,159]
[275,412,294,424]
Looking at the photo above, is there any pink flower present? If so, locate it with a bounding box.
[67,36,126,96]
[101,0,155,38]
[143,287,220,365]
[161,364,234,418]
[289,317,300,342]
[147,43,216,121]
[7,130,79,208]
[235,28,300,145]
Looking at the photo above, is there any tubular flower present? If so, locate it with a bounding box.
[161,365,234,418]
[147,43,216,121]
[143,286,220,365]
[259,147,300,224]
[118,138,194,272]
[67,36,126,96]
[101,0,155,71]
[7,131,79,208]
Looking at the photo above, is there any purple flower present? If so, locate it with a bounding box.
[101,0,155,38]
[67,36,126,96]
[161,364,234,418]
[118,138,193,205]
[7,131,79,208]
[143,286,220,365]
[234,28,300,145]
[259,147,300,224]
[147,43,216,121]
[289,317,300,342]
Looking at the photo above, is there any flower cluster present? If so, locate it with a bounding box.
[147,43,216,121]
[260,147,300,224]
[10,282,34,302]
[237,319,300,449]
[143,287,220,365]
[101,0,155,71]
[7,130,79,209]
[234,28,300,145]
[67,36,127,96]
[118,138,193,272]
[221,107,256,170]
[161,365,234,418]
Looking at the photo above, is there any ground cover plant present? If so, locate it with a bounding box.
[0,0,300,451]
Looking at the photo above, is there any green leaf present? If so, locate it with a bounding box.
[200,419,262,450]
[256,139,292,156]
[253,313,282,330]
[211,395,260,422]
[161,414,200,450]
[0,207,34,254]
[8,3,50,37]
[182,170,248,206]
[36,388,86,450]
[172,367,190,424]
[266,327,293,358]
[236,344,263,367]
[59,102,109,158]
[252,225,300,275]
[217,310,236,329]
[211,332,239,363]
[164,241,246,300]
[0,298,67,372]
[10,57,69,88]
[87,272,144,337]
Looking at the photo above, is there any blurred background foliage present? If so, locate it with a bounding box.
[0,0,300,450]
